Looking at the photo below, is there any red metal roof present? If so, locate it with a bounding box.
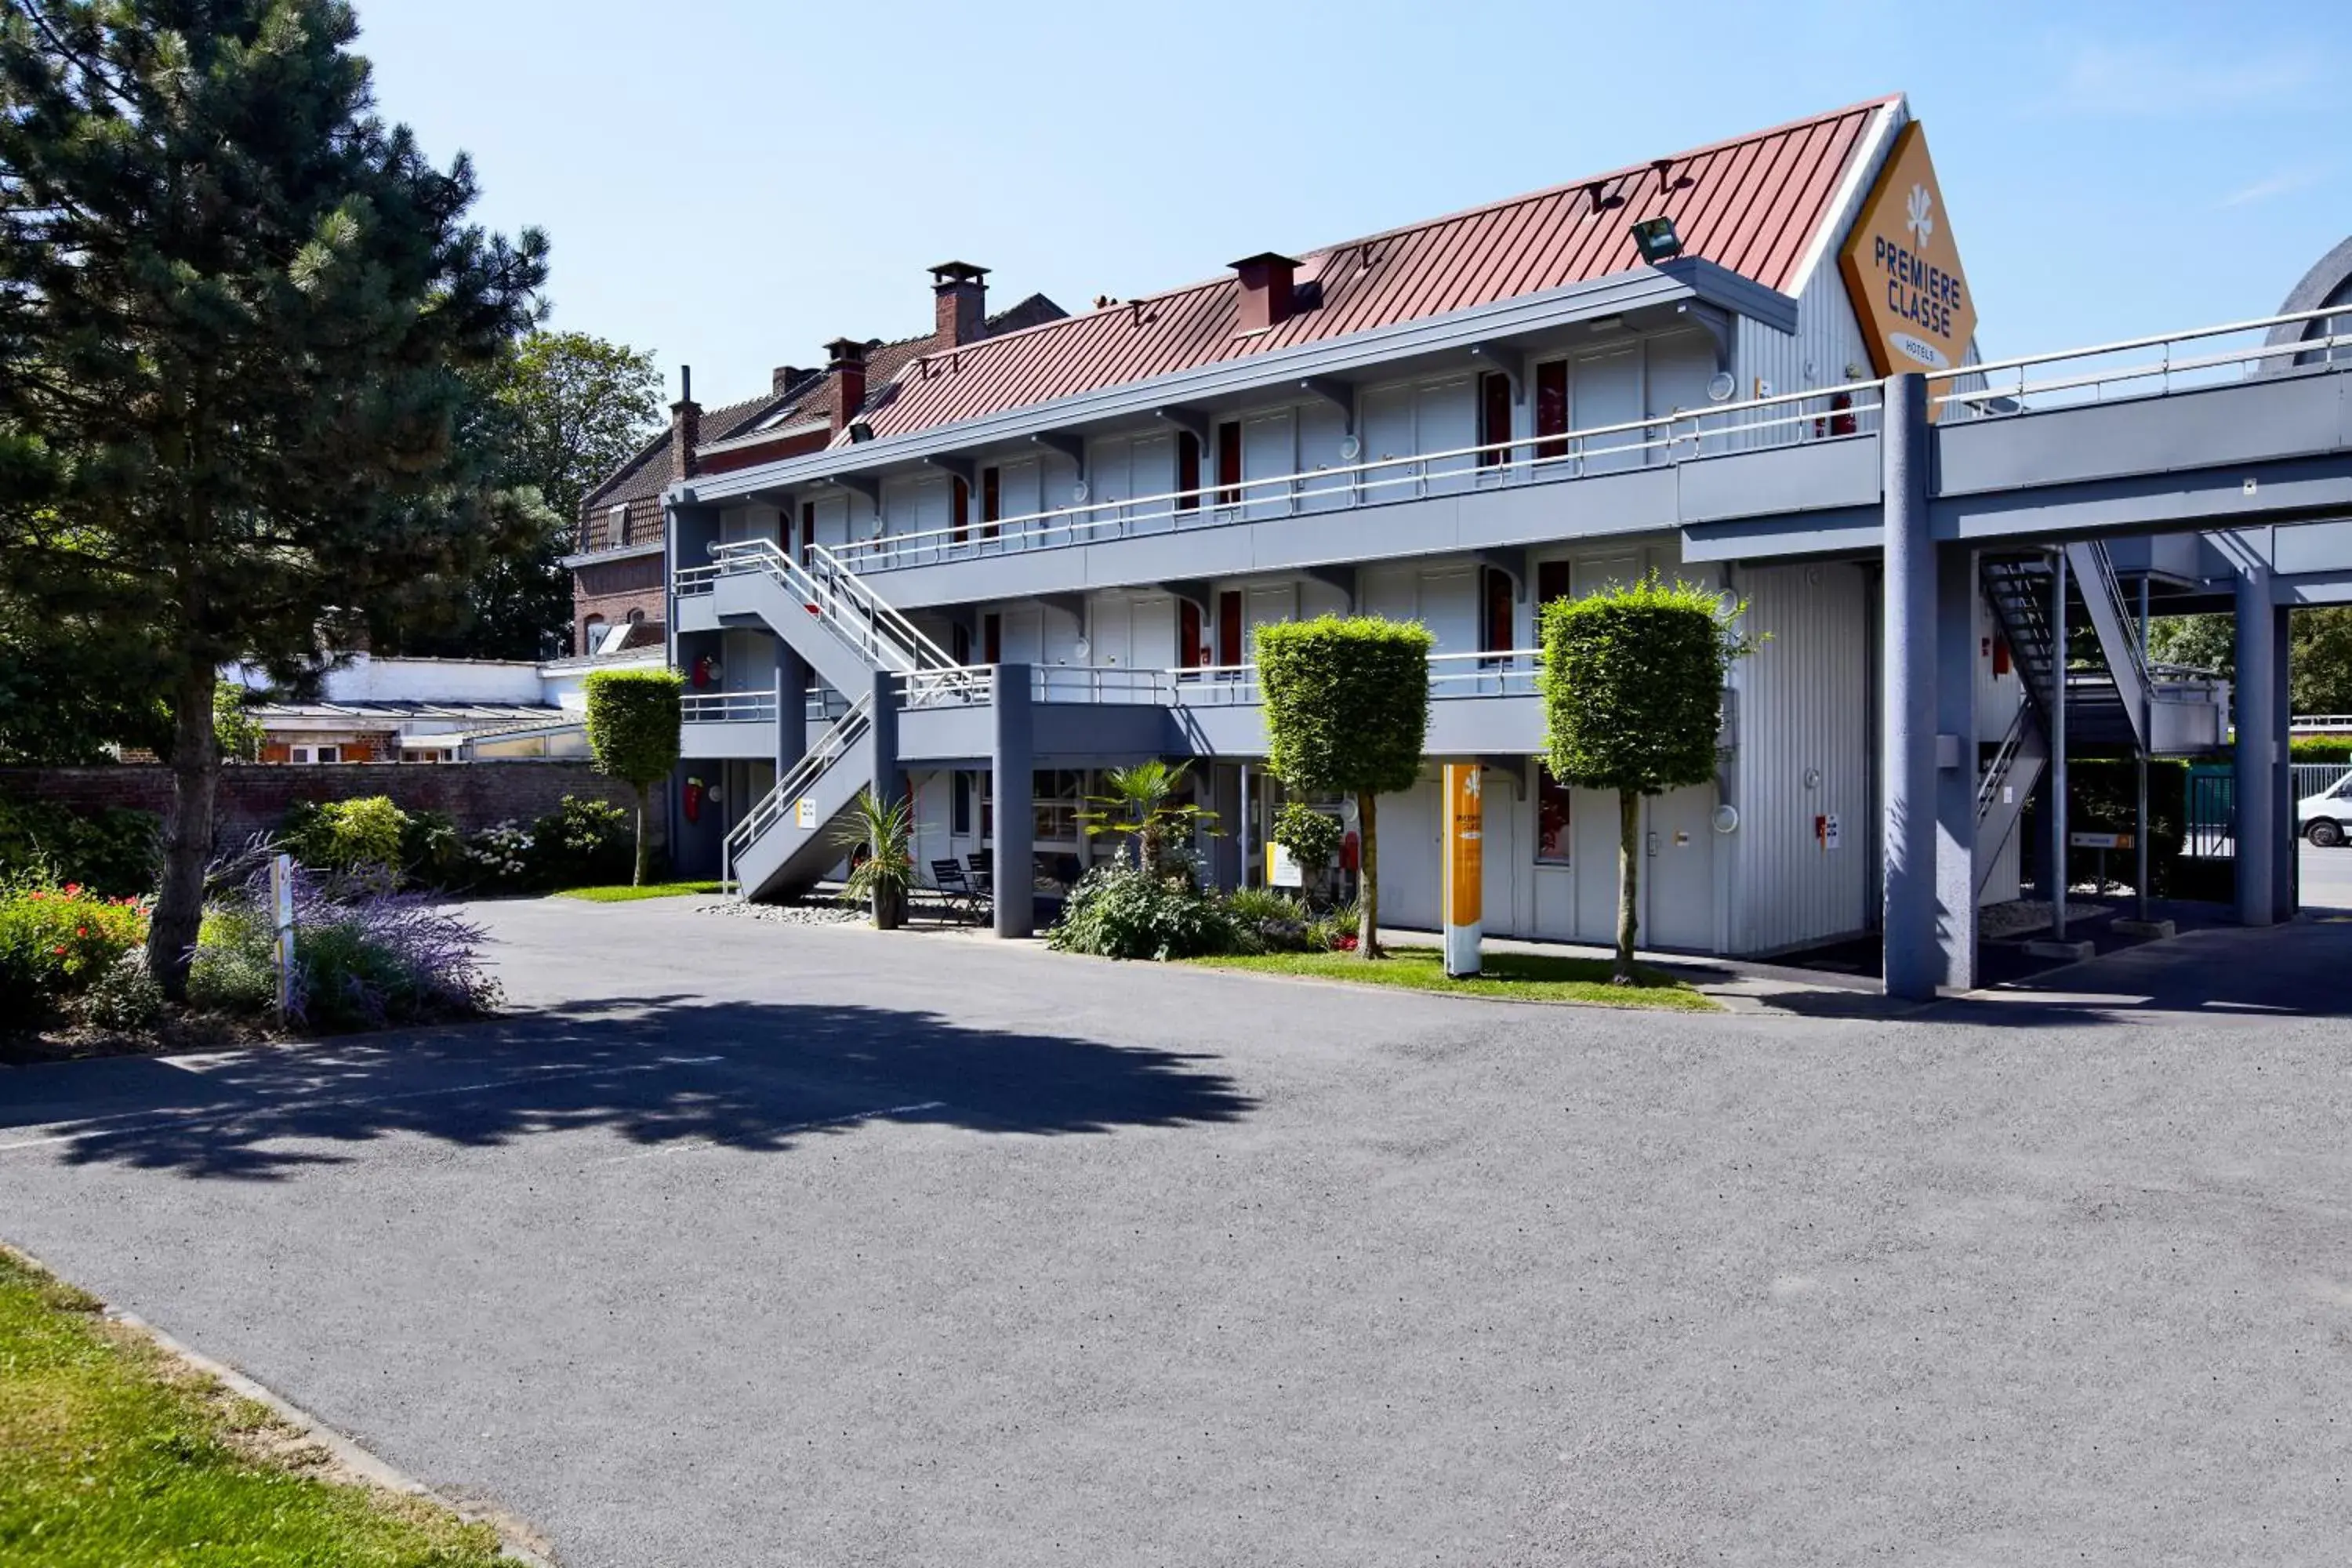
[858,96,1893,444]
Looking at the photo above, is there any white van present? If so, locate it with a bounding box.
[2299,773,2352,847]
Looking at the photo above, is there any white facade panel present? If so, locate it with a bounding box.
[1298,402,1350,513]
[1242,410,1296,520]
[1571,344,1642,473]
[1729,560,1875,953]
[1417,376,1476,496]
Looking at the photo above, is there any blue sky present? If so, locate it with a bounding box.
[358,0,2347,405]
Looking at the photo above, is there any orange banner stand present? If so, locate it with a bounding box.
[1441,763,1483,977]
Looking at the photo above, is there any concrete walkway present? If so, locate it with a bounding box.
[2,895,2348,1566]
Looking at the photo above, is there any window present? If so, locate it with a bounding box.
[605,505,628,550]
[799,502,815,567]
[291,744,341,765]
[581,615,607,656]
[777,505,792,555]
[1176,430,1203,511]
[1536,764,1572,864]
[951,475,971,543]
[982,612,1003,665]
[952,771,972,836]
[1217,591,1243,667]
[1179,599,1206,668]
[1478,372,1513,466]
[951,622,972,665]
[1214,421,1243,506]
[981,466,1001,541]
[1481,567,1515,654]
[1534,361,1569,461]
[1536,560,1572,612]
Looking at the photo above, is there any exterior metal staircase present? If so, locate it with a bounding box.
[695,543,976,902]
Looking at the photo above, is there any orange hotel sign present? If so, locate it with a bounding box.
[1838,121,1977,413]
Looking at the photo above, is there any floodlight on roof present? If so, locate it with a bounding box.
[1630,216,1682,264]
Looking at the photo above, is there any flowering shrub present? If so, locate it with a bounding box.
[0,882,151,1016]
[1047,865,1256,961]
[190,867,500,1031]
[459,797,630,892]
[463,821,535,885]
[281,797,409,876]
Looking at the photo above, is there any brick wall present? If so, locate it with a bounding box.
[573,551,666,656]
[0,763,666,849]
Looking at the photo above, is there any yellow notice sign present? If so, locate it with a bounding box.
[1442,763,1483,977]
[1838,121,1977,403]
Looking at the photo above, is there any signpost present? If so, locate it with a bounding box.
[2070,830,2136,895]
[1441,764,1483,978]
[269,852,296,1025]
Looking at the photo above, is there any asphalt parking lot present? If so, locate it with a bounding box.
[4,897,2350,1566]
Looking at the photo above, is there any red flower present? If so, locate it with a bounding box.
[51,945,66,956]
[76,926,88,937]
[62,883,80,896]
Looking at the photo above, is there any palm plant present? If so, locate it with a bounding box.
[833,788,916,930]
[1076,760,1217,877]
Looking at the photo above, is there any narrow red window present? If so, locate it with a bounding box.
[983,612,1003,664]
[1534,361,1569,461]
[981,466,1001,541]
[1482,567,1515,653]
[1479,372,1513,466]
[799,502,815,567]
[1176,431,1202,512]
[951,475,971,542]
[1180,599,1205,666]
[1214,421,1243,506]
[1536,559,1571,610]
[1217,591,1243,666]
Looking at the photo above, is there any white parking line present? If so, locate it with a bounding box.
[586,1100,949,1165]
[0,1055,727,1155]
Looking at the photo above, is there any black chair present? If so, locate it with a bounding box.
[967,849,993,898]
[931,859,989,924]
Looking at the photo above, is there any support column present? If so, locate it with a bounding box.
[1880,373,1940,1000]
[2271,601,2296,923]
[2047,548,2071,942]
[2234,565,2278,926]
[774,643,809,779]
[1932,540,1979,991]
[2136,575,2151,923]
[991,662,1034,938]
[869,667,903,811]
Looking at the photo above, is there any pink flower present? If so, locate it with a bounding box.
[75,926,88,938]
[62,883,79,896]
[51,945,66,956]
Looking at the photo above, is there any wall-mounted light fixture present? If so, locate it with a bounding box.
[1630,215,1682,264]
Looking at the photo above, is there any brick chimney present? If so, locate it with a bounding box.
[669,365,701,482]
[930,261,989,347]
[771,365,804,397]
[825,337,868,434]
[1231,252,1299,335]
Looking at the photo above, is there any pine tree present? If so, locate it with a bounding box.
[0,2,548,995]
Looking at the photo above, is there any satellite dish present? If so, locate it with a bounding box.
[1706,372,1737,403]
[1071,481,1090,504]
[1340,434,1363,461]
[1711,804,1740,835]
[1073,637,1091,660]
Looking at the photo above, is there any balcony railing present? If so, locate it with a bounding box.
[1926,303,2352,418]
[681,688,779,724]
[823,381,1886,574]
[887,649,1542,712]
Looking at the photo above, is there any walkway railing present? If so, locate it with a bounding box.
[885,648,1544,712]
[721,693,874,891]
[681,688,779,724]
[823,382,1886,573]
[1926,303,2352,418]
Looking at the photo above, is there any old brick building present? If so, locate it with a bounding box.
[564,265,1062,660]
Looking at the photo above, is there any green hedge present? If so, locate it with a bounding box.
[0,796,159,898]
[2019,758,2200,897]
[2291,735,2352,764]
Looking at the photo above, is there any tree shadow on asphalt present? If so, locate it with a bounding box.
[3,995,1258,1180]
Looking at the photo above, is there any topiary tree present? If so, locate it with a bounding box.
[1255,616,1431,958]
[1541,575,1755,983]
[583,668,683,886]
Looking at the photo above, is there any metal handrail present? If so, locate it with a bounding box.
[681,688,779,724]
[823,381,1886,571]
[1928,303,2352,386]
[2082,541,2152,696]
[807,542,960,671]
[722,693,873,889]
[1976,703,2031,819]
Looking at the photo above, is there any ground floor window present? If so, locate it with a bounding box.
[1537,764,1572,865]
[975,769,1090,892]
[290,744,340,764]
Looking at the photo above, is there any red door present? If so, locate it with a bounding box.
[1217,592,1243,667]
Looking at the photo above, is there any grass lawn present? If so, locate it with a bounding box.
[0,1248,505,1566]
[1191,944,1719,1011]
[556,880,724,903]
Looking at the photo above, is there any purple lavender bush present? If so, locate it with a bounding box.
[187,855,502,1031]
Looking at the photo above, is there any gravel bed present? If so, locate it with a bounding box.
[695,898,863,927]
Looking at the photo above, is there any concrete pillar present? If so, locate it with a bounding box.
[991,662,1033,938]
[2271,603,2296,922]
[869,667,903,811]
[2047,548,2071,942]
[1880,373,1940,1000]
[1932,540,1979,991]
[774,642,809,779]
[2233,564,2278,926]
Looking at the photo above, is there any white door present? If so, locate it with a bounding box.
[1643,783,1717,951]
[1572,346,1643,474]
[1479,771,1520,936]
[1379,778,1443,932]
[1359,383,1415,505]
[1645,332,1718,466]
[1243,412,1296,519]
[1572,787,1624,942]
[1418,376,1477,495]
